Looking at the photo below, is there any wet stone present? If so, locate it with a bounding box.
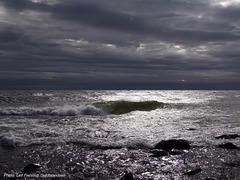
[218,142,239,149]
[119,172,134,180]
[215,134,240,139]
[184,168,202,175]
[154,139,190,151]
[22,163,41,173]
[186,128,197,131]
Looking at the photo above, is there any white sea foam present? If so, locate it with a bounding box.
[0,105,105,116]
[0,90,240,149]
[33,93,52,97]
[1,132,16,147]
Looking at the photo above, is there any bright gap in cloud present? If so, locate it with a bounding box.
[211,0,240,7]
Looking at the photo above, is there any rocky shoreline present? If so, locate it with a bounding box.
[1,134,240,179]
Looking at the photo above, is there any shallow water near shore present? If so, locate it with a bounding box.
[0,90,240,179]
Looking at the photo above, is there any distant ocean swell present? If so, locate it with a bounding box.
[0,101,164,116]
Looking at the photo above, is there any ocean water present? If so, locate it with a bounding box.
[0,90,239,179]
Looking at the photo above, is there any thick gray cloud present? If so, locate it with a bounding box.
[0,0,240,89]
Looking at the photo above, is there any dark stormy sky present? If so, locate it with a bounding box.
[0,0,240,89]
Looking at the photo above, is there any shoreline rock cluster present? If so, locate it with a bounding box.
[4,133,240,180]
[215,134,240,150]
[144,134,240,179]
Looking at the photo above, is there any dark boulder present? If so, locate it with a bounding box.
[186,128,197,131]
[22,163,41,173]
[149,150,168,157]
[215,134,240,139]
[184,168,202,175]
[119,172,134,180]
[218,142,239,149]
[154,139,190,151]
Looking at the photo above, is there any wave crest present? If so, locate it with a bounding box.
[0,101,165,116]
[0,105,105,116]
[93,101,164,114]
[1,132,17,148]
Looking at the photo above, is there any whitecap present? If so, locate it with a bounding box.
[1,132,16,148]
[0,105,105,116]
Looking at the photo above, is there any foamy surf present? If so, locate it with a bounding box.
[0,101,165,116]
[0,105,105,116]
[1,132,17,148]
[0,90,240,179]
[0,131,153,149]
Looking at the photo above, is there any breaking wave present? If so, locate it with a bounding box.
[0,105,105,116]
[1,132,17,148]
[93,100,164,114]
[0,101,165,116]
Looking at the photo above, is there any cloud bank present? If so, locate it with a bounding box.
[0,0,240,89]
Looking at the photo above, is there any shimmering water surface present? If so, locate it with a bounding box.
[0,90,239,179]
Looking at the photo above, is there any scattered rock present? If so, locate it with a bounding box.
[215,134,240,139]
[226,161,240,167]
[119,172,134,180]
[22,163,41,173]
[184,168,202,175]
[186,128,197,131]
[154,139,190,151]
[204,177,216,180]
[149,150,168,157]
[218,142,239,149]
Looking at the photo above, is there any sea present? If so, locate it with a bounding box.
[0,90,239,179]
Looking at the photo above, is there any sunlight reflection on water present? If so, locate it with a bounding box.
[1,90,240,179]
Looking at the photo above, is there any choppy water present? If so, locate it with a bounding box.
[0,90,240,179]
